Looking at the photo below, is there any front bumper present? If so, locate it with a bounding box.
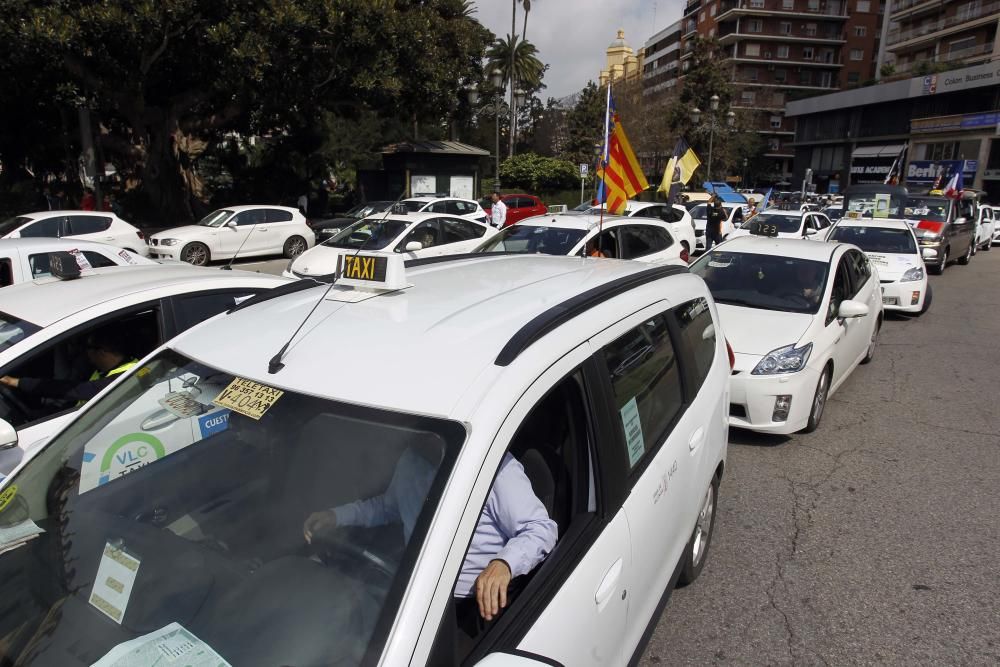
[879,279,925,313]
[728,362,821,435]
[148,245,181,260]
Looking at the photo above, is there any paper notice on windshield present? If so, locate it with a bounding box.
[90,622,231,667]
[88,543,140,624]
[68,248,94,271]
[0,518,43,555]
[158,391,204,419]
[212,378,283,420]
[620,397,645,468]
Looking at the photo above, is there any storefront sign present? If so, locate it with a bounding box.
[906,160,977,185]
[912,112,1000,134]
[849,157,895,184]
[910,62,1000,97]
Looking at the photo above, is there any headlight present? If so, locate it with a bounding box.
[751,343,813,375]
[900,266,924,282]
[159,238,180,247]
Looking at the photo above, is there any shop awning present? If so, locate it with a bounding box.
[851,144,905,158]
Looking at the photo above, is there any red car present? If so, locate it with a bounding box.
[482,194,547,227]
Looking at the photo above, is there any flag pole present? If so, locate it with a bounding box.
[598,82,612,258]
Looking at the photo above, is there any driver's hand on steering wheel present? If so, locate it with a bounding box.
[0,376,19,389]
[303,509,338,545]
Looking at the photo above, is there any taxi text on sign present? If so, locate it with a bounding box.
[342,255,388,282]
[213,378,284,420]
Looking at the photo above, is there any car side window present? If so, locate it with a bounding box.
[845,249,871,297]
[82,251,117,269]
[440,217,479,244]
[827,259,851,324]
[621,225,672,259]
[602,313,683,474]
[673,298,715,394]
[20,217,63,238]
[265,209,294,223]
[585,228,620,258]
[428,201,449,213]
[235,209,266,226]
[170,291,257,332]
[0,258,12,287]
[399,220,441,250]
[68,215,112,235]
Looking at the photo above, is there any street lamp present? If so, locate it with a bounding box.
[690,94,736,182]
[467,68,507,191]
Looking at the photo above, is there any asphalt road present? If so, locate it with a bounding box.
[640,248,1000,665]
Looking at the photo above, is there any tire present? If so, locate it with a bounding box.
[929,247,948,275]
[861,317,881,364]
[283,235,308,259]
[676,475,719,587]
[801,365,831,434]
[984,236,992,252]
[915,283,932,316]
[958,241,973,265]
[180,242,210,266]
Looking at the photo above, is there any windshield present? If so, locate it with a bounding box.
[571,202,592,212]
[829,226,917,254]
[401,200,425,212]
[0,216,32,237]
[197,209,235,227]
[824,207,844,221]
[903,197,949,222]
[750,214,802,233]
[0,311,41,353]
[324,218,409,250]
[843,193,904,220]
[691,251,828,314]
[474,224,588,255]
[0,350,463,666]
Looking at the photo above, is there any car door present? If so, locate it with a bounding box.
[66,215,114,244]
[842,248,879,368]
[823,255,858,389]
[218,209,262,258]
[395,219,444,258]
[619,223,676,263]
[260,208,297,255]
[15,217,63,240]
[439,217,489,253]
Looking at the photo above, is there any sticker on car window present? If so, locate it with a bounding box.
[158,391,204,418]
[213,377,283,420]
[117,249,138,265]
[88,542,140,624]
[620,397,645,468]
[91,621,232,667]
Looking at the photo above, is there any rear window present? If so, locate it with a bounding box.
[0,216,34,236]
[904,198,949,222]
[828,226,917,254]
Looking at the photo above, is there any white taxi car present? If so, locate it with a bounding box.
[149,205,314,266]
[728,209,832,241]
[401,196,490,225]
[0,263,288,475]
[583,201,697,255]
[827,218,930,315]
[691,234,882,434]
[689,201,745,250]
[974,202,995,253]
[0,238,157,287]
[0,253,728,666]
[0,210,149,256]
[473,213,689,264]
[284,212,495,278]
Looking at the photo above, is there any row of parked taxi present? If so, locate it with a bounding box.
[0,184,988,667]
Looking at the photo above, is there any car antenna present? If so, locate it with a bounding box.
[267,190,408,374]
[222,210,266,271]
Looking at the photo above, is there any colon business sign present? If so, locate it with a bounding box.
[906,160,978,184]
[910,62,1000,97]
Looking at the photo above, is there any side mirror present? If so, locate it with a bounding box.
[804,228,817,236]
[226,220,238,230]
[954,217,968,225]
[0,418,17,450]
[838,299,869,319]
[404,241,423,252]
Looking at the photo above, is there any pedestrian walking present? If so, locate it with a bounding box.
[705,196,725,252]
[490,191,507,228]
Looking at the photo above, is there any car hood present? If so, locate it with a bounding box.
[864,252,921,280]
[151,225,217,240]
[716,303,814,356]
[313,217,355,230]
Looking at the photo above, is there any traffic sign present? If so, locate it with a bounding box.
[580,164,589,177]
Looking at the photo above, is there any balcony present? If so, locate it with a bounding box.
[885,0,1000,47]
[889,0,944,21]
[718,25,846,45]
[717,0,848,21]
[890,42,995,74]
[684,0,701,16]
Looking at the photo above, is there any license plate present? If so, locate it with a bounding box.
[882,296,898,305]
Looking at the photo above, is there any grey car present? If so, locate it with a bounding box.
[903,195,976,274]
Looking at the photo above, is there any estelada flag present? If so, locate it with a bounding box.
[596,100,648,215]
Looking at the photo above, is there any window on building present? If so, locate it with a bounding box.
[771,115,783,129]
[742,90,757,104]
[847,71,860,85]
[782,0,794,7]
[949,36,978,55]
[856,0,870,10]
[850,48,863,60]
[808,0,820,8]
[806,23,817,36]
[746,67,759,81]
[699,10,706,21]
[710,4,717,16]
[819,71,833,87]
[802,46,814,60]
[801,69,813,84]
[709,28,716,37]
[854,25,867,37]
[748,19,763,32]
[750,0,765,6]
[773,91,785,104]
[774,68,787,82]
[746,43,761,56]
[780,21,792,34]
[777,45,790,58]
[768,138,782,151]
[926,142,960,161]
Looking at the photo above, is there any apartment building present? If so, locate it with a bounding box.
[642,21,684,102]
[878,0,1000,79]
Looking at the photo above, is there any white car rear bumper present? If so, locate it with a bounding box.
[879,279,926,313]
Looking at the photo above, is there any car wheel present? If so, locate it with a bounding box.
[984,237,992,252]
[930,247,948,275]
[180,242,210,266]
[801,365,831,434]
[915,284,932,316]
[861,317,881,364]
[958,241,973,265]
[676,475,718,587]
[283,235,308,259]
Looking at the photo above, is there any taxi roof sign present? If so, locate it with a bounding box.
[48,251,83,280]
[747,220,780,237]
[336,252,409,291]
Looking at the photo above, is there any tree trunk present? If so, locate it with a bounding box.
[139,116,195,224]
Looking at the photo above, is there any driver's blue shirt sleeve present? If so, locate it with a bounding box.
[331,447,436,544]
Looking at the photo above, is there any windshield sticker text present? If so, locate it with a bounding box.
[620,397,645,468]
[88,543,140,624]
[213,378,284,420]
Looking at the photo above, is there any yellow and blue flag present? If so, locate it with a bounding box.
[658,137,701,198]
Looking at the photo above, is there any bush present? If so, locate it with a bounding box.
[499,153,579,193]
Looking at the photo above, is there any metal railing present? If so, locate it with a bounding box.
[890,42,995,73]
[718,0,847,15]
[886,0,1000,46]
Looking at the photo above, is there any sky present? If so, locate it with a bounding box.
[470,0,687,100]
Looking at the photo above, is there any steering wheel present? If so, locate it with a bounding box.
[311,531,398,581]
[0,385,34,424]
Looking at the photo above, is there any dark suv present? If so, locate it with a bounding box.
[903,195,976,274]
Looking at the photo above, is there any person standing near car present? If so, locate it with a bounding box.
[705,196,726,251]
[490,192,507,228]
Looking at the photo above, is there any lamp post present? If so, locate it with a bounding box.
[466,68,507,191]
[510,87,527,159]
[690,94,736,182]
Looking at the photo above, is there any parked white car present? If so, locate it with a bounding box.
[474,213,689,265]
[827,218,930,315]
[401,196,490,225]
[149,205,314,266]
[585,201,697,256]
[0,253,727,666]
[0,238,158,287]
[992,205,1000,244]
[691,235,883,434]
[974,203,995,253]
[0,210,149,256]
[0,264,288,475]
[729,210,833,241]
[689,202,745,250]
[285,212,496,278]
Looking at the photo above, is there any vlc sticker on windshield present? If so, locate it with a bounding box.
[213,378,283,420]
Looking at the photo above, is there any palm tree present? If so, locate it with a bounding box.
[521,0,534,41]
[485,35,544,91]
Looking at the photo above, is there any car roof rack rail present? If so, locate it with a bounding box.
[495,264,689,367]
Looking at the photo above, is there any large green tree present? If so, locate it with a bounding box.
[561,82,606,167]
[3,0,491,222]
